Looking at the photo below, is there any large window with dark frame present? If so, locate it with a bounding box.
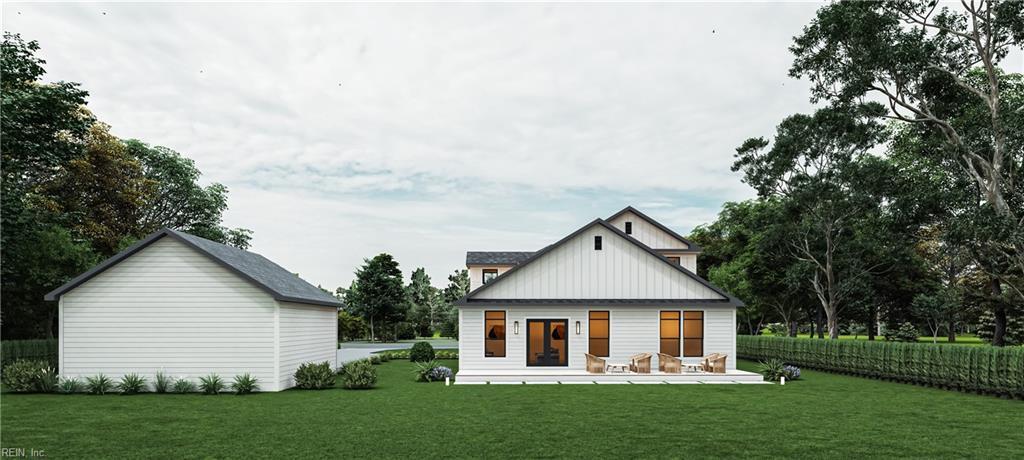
[683,311,704,357]
[588,311,610,357]
[482,268,498,284]
[484,311,506,357]
[659,311,681,357]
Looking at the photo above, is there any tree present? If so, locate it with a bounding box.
[438,269,469,337]
[406,267,437,337]
[789,0,1024,343]
[733,104,890,339]
[912,289,958,343]
[346,254,407,342]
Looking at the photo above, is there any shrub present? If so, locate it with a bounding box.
[886,322,920,342]
[35,367,60,393]
[295,361,335,389]
[757,358,786,381]
[342,360,377,389]
[59,377,82,394]
[118,373,148,394]
[1,339,58,368]
[172,377,197,394]
[783,364,801,380]
[737,335,1024,397]
[428,366,453,382]
[198,374,227,395]
[378,353,390,362]
[414,360,439,382]
[409,341,435,362]
[1,360,49,393]
[231,374,260,395]
[435,349,459,360]
[85,374,114,395]
[368,354,382,365]
[153,371,171,393]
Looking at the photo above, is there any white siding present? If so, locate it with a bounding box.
[473,224,723,300]
[277,301,337,389]
[660,252,698,273]
[458,305,736,372]
[609,211,689,250]
[468,265,514,292]
[60,237,280,390]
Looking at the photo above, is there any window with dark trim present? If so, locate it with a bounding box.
[683,311,704,357]
[594,236,602,250]
[482,268,498,284]
[667,256,681,265]
[625,222,632,234]
[589,311,610,357]
[660,311,680,357]
[484,311,506,357]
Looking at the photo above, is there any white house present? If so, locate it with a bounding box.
[45,228,341,392]
[455,206,763,384]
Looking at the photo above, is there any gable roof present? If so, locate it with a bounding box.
[44,228,343,307]
[457,218,740,306]
[606,206,702,251]
[466,251,534,265]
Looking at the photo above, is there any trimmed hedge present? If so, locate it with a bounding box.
[2,339,58,368]
[737,336,1024,398]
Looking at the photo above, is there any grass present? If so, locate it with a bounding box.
[769,333,986,345]
[2,360,1022,458]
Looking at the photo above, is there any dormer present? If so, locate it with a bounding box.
[607,206,701,273]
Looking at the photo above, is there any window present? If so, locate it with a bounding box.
[667,256,681,265]
[484,311,506,357]
[683,311,704,357]
[482,268,498,284]
[660,311,680,357]
[594,236,602,250]
[625,221,633,234]
[589,311,610,357]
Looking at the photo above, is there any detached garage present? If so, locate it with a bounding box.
[44,228,342,392]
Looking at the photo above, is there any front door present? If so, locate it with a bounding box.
[526,319,568,366]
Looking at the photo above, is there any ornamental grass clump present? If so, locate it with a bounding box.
[85,374,114,395]
[153,371,172,393]
[295,361,335,389]
[172,377,197,394]
[757,359,787,382]
[413,360,452,382]
[198,374,227,395]
[231,374,260,395]
[59,377,83,394]
[117,373,148,394]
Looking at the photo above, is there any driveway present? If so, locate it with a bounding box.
[337,339,458,364]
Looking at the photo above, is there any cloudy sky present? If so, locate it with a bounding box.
[4,2,822,289]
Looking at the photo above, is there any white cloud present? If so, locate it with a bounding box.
[4,2,823,287]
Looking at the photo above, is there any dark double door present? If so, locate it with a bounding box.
[526,319,568,366]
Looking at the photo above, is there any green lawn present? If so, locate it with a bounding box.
[2,360,1021,458]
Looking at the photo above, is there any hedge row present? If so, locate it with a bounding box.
[2,339,58,368]
[737,336,1024,398]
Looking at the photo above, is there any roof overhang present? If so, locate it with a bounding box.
[455,298,742,307]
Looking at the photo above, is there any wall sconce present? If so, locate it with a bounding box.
[514,321,519,335]
[575,321,581,335]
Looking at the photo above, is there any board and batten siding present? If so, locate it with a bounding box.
[459,306,736,371]
[468,264,515,292]
[278,301,338,389]
[608,211,689,250]
[60,237,281,390]
[473,224,723,300]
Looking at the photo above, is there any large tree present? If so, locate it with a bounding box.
[406,267,437,337]
[346,254,407,341]
[789,0,1024,343]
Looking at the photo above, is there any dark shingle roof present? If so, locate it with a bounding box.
[466,251,535,265]
[44,229,343,307]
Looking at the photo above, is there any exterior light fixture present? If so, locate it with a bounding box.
[575,321,581,335]
[514,321,519,335]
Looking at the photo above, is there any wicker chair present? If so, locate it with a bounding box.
[585,353,606,374]
[629,353,652,374]
[657,352,682,374]
[701,353,727,374]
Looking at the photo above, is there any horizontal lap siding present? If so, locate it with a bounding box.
[458,306,736,371]
[60,237,278,388]
[474,225,722,300]
[278,301,337,389]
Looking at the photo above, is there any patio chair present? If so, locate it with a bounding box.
[585,353,606,374]
[657,352,682,374]
[701,353,727,374]
[629,353,652,374]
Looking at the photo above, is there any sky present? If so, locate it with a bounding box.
[3,2,823,289]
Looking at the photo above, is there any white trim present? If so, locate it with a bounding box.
[273,301,281,392]
[58,296,64,375]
